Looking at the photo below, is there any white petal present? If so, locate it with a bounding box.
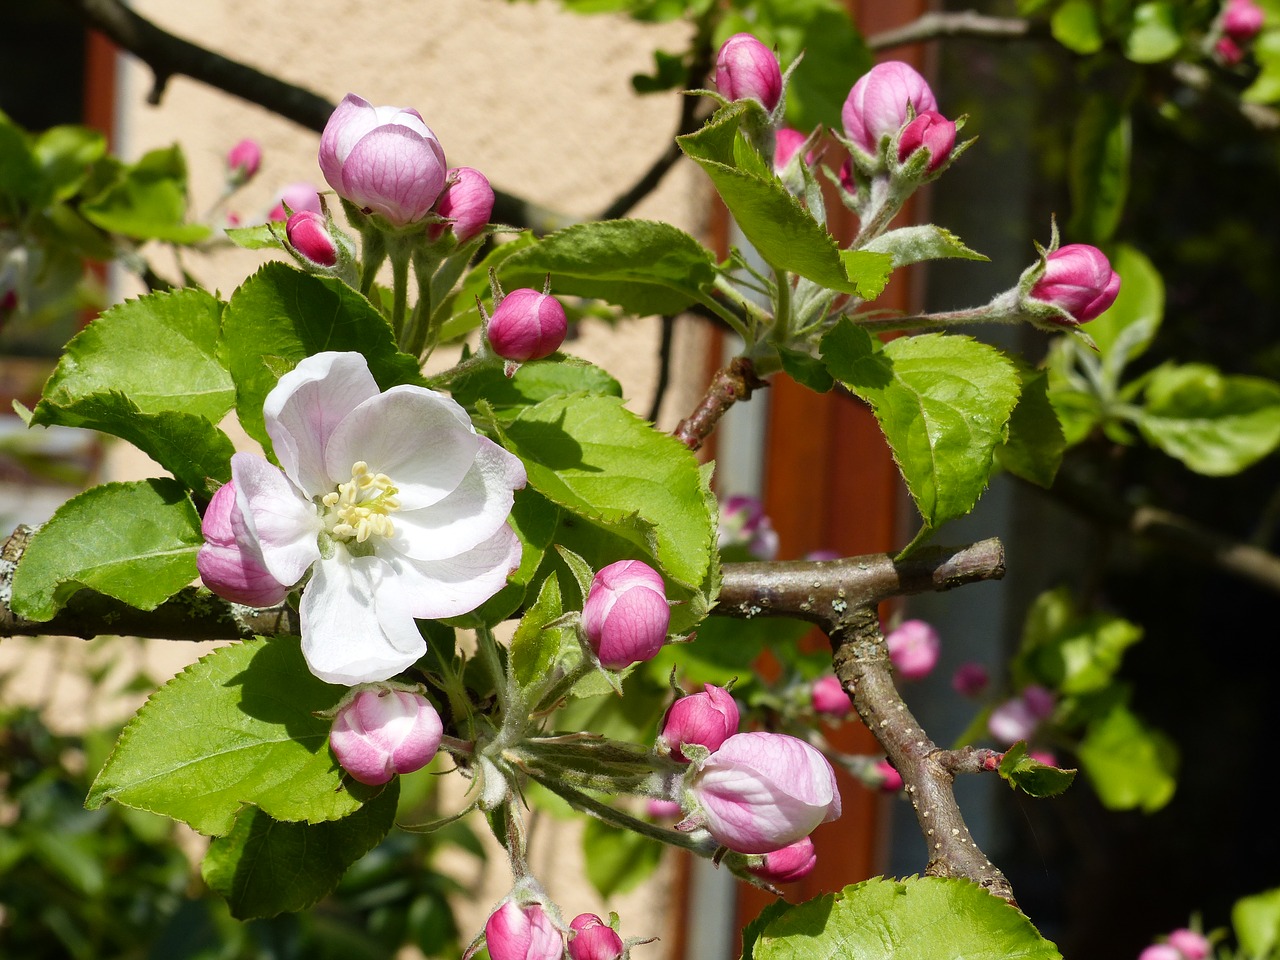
[264,352,380,497]
[300,551,425,685]
[385,524,522,619]
[389,437,526,561]
[231,453,321,586]
[324,385,480,509]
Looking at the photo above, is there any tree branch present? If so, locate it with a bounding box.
[865,11,1036,51]
[673,356,767,452]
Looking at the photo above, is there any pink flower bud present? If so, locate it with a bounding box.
[896,110,956,173]
[1140,946,1184,960]
[873,759,903,792]
[1215,34,1246,64]
[951,662,990,698]
[810,675,853,717]
[647,798,683,819]
[1167,929,1212,960]
[1223,0,1265,42]
[884,619,940,681]
[1028,750,1058,767]
[432,166,494,243]
[748,835,817,884]
[838,157,857,193]
[1029,244,1121,324]
[226,138,262,183]
[842,61,937,155]
[717,494,779,560]
[285,210,337,267]
[688,731,841,853]
[487,288,568,363]
[714,33,783,112]
[485,902,564,960]
[773,128,808,173]
[197,481,290,607]
[583,559,670,669]
[988,684,1056,746]
[568,914,624,960]
[268,182,322,221]
[329,687,443,785]
[318,93,447,226]
[659,684,739,760]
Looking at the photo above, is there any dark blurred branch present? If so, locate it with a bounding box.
[865,11,1035,50]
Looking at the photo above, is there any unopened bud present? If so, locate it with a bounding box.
[896,110,956,173]
[286,210,338,267]
[268,182,322,221]
[1029,243,1121,325]
[226,138,262,184]
[568,914,624,960]
[485,902,564,960]
[659,684,739,761]
[842,61,937,156]
[884,619,940,681]
[487,288,568,363]
[951,661,990,698]
[748,835,817,884]
[1223,0,1265,43]
[1167,929,1212,960]
[810,675,852,717]
[329,686,443,785]
[583,559,670,670]
[434,166,494,242]
[717,494,778,560]
[873,759,903,793]
[714,33,783,111]
[988,684,1056,746]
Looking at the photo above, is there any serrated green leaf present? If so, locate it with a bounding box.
[582,819,664,898]
[220,262,424,450]
[10,479,203,621]
[87,637,372,835]
[34,287,233,423]
[34,125,106,202]
[202,782,399,919]
[495,220,717,317]
[1137,364,1280,475]
[1125,2,1182,62]
[1077,703,1178,812]
[1234,887,1280,958]
[778,346,835,393]
[1051,0,1103,53]
[995,365,1065,489]
[741,900,793,960]
[449,356,622,415]
[821,321,1021,528]
[511,574,566,688]
[1068,96,1131,244]
[862,225,988,269]
[223,223,284,251]
[755,876,1063,960]
[998,742,1076,798]
[81,145,210,244]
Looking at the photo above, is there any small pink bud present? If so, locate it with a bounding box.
[951,662,990,698]
[1140,946,1184,960]
[647,798,684,819]
[988,684,1056,746]
[268,182,322,221]
[838,157,857,193]
[1223,0,1265,42]
[1167,929,1212,960]
[884,619,940,681]
[285,210,337,267]
[659,684,739,761]
[1029,244,1121,324]
[748,835,817,884]
[487,288,568,363]
[873,759,903,792]
[842,61,937,156]
[583,560,670,669]
[714,33,783,112]
[329,687,443,786]
[1215,34,1246,64]
[434,166,494,242]
[810,675,853,717]
[896,110,956,173]
[226,138,262,183]
[718,494,779,560]
[568,914,624,960]
[485,902,564,960]
[197,481,290,607]
[773,128,808,173]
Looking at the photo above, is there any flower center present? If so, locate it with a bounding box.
[321,461,401,544]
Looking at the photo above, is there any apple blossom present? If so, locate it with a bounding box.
[897,110,956,173]
[748,835,817,884]
[199,351,526,685]
[686,731,842,853]
[1223,0,1264,43]
[487,288,568,363]
[225,138,261,184]
[319,93,447,226]
[810,675,852,717]
[1029,244,1121,324]
[568,914,624,960]
[329,685,443,785]
[714,33,783,112]
[433,166,494,243]
[583,559,670,669]
[659,683,739,761]
[842,61,937,156]
[1139,946,1184,960]
[884,619,940,681]
[951,661,990,697]
[485,902,564,960]
[268,181,322,221]
[717,494,779,560]
[1167,929,1212,960]
[988,685,1056,745]
[285,210,338,268]
[197,480,290,608]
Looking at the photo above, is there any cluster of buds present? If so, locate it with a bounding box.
[1215,0,1265,65]
[841,61,959,186]
[1139,928,1213,960]
[478,901,644,960]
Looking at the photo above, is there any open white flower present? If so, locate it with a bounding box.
[204,351,525,685]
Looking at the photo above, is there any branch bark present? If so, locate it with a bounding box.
[865,11,1036,51]
[673,356,767,452]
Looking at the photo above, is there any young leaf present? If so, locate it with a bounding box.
[1050,0,1103,54]
[80,145,211,244]
[1124,2,1182,63]
[997,742,1076,798]
[1077,702,1178,813]
[995,365,1065,489]
[448,356,622,415]
[10,479,203,621]
[510,574,567,689]
[87,637,371,835]
[1085,244,1163,386]
[861,225,988,269]
[201,782,399,919]
[1068,95,1130,245]
[1013,587,1143,694]
[1233,887,1280,959]
[582,819,664,898]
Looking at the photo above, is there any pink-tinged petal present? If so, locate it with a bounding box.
[340,126,447,225]
[318,93,378,191]
[197,542,290,607]
[749,836,817,885]
[265,352,381,497]
[325,385,480,509]
[385,524,522,620]
[301,552,426,685]
[390,437,526,560]
[230,453,320,586]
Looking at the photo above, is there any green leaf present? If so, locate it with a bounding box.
[449,356,622,415]
[1077,702,1178,812]
[223,223,284,251]
[1051,0,1103,53]
[778,346,835,393]
[202,782,399,919]
[34,287,234,423]
[581,819,664,897]
[1244,29,1280,103]
[648,615,810,688]
[679,104,891,297]
[10,479,203,621]
[998,742,1076,798]
[861,225,988,269]
[1234,887,1280,959]
[1125,2,1182,62]
[34,125,107,202]
[87,637,372,835]
[1137,364,1280,475]
[995,366,1065,489]
[511,574,567,688]
[754,876,1062,960]
[496,220,717,317]
[220,262,424,450]
[741,901,793,960]
[1068,96,1131,244]
[1014,587,1143,694]
[632,48,688,93]
[1,110,48,207]
[492,393,717,591]
[81,145,210,244]
[1085,244,1163,384]
[821,321,1021,529]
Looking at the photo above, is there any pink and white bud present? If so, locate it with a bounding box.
[841,61,937,155]
[687,731,841,854]
[988,684,1056,746]
[810,675,853,717]
[748,835,817,884]
[773,128,808,173]
[884,619,940,681]
[1223,0,1265,42]
[717,494,779,560]
[659,684,740,761]
[487,288,568,363]
[1029,244,1121,324]
[568,914,624,960]
[318,93,447,226]
[1139,946,1184,960]
[714,33,783,112]
[285,210,338,268]
[485,902,564,960]
[433,166,494,242]
[268,182,322,221]
[197,481,290,608]
[225,138,262,184]
[329,686,443,785]
[896,110,956,173]
[951,661,990,698]
[583,559,670,669]
[873,759,903,792]
[1167,929,1212,960]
